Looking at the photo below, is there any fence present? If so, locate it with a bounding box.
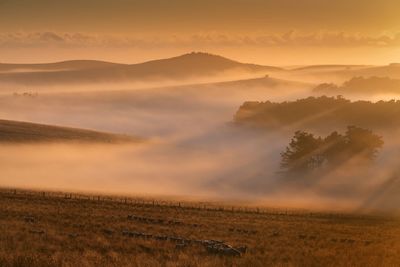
[0,187,382,220]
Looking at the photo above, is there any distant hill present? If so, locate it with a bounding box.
[0,52,283,86]
[313,76,400,95]
[234,96,400,133]
[203,75,309,88]
[3,55,400,87]
[289,64,400,82]
[0,119,140,143]
[132,52,282,75]
[164,75,311,93]
[291,65,368,72]
[345,64,400,79]
[0,60,120,72]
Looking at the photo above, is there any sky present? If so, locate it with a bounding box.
[1,0,400,65]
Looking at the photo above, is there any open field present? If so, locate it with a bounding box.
[0,189,399,267]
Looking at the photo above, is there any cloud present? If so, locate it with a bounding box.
[1,31,400,49]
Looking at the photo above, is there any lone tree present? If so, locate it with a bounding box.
[281,126,383,174]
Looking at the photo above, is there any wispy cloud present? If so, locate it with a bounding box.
[1,31,400,48]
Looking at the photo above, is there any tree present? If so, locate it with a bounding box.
[280,131,323,173]
[344,126,383,160]
[281,126,384,174]
[322,131,347,163]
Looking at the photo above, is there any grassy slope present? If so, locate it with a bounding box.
[0,119,139,143]
[0,189,398,267]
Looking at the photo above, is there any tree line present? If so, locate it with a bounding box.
[234,96,400,131]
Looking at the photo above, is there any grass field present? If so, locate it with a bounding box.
[0,119,139,143]
[0,189,399,267]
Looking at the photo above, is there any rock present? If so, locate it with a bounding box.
[237,246,248,254]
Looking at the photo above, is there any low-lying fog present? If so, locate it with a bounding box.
[1,76,400,213]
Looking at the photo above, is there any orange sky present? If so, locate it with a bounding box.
[1,0,400,65]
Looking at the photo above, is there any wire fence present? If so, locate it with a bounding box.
[0,187,384,220]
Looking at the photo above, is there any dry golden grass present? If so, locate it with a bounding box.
[0,189,399,267]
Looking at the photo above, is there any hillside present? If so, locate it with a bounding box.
[132,52,282,76]
[202,75,309,89]
[0,119,139,143]
[313,76,400,95]
[161,75,312,94]
[289,64,400,83]
[1,188,399,266]
[0,60,121,72]
[291,65,368,72]
[0,52,283,86]
[234,96,400,133]
[343,64,400,79]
